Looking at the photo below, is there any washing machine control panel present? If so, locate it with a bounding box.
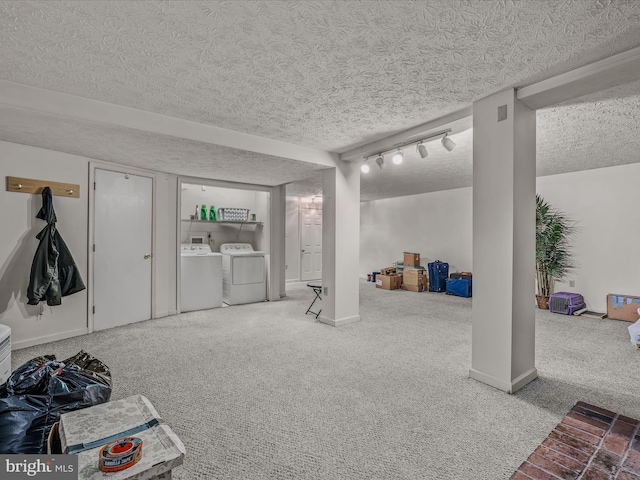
[181,243,212,253]
[220,243,255,254]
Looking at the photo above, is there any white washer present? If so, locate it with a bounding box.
[180,243,222,312]
[219,243,267,305]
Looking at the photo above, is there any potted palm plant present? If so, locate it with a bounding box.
[535,194,575,309]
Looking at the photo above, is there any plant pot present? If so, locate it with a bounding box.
[536,295,550,310]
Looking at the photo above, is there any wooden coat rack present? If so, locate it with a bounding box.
[6,176,80,198]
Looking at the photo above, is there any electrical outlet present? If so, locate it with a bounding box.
[285,264,288,269]
[323,287,328,296]
[569,280,575,287]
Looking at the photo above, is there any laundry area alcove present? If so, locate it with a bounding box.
[178,181,271,312]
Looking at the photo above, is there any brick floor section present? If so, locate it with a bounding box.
[511,402,640,480]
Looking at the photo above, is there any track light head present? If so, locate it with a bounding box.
[392,149,403,165]
[361,161,370,173]
[375,155,384,170]
[441,134,456,152]
[416,142,428,159]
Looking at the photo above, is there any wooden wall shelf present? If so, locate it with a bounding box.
[6,176,80,198]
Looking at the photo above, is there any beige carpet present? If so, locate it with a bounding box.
[11,281,640,479]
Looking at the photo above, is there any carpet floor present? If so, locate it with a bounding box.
[11,280,640,479]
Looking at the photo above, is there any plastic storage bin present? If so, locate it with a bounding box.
[217,208,250,221]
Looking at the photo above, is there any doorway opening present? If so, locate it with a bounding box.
[177,181,271,312]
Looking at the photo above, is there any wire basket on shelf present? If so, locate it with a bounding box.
[217,208,250,221]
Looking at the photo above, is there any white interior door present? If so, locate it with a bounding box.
[300,207,322,281]
[94,169,153,331]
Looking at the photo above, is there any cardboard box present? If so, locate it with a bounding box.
[402,273,428,292]
[607,294,640,322]
[48,422,62,454]
[403,268,425,286]
[380,267,397,275]
[404,252,420,266]
[58,395,185,480]
[376,274,401,290]
[403,284,425,292]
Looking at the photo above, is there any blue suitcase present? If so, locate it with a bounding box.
[446,278,472,297]
[428,260,449,292]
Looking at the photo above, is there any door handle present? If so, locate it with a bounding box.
[144,254,152,259]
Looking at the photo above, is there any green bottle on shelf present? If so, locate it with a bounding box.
[209,205,217,221]
[200,204,207,220]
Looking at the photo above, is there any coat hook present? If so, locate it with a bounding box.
[67,189,74,195]
[15,183,22,189]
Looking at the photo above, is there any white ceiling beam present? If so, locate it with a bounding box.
[517,46,640,110]
[341,46,640,163]
[339,106,473,162]
[0,80,337,167]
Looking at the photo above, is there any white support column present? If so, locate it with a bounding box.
[320,162,361,326]
[469,89,537,394]
[268,185,286,301]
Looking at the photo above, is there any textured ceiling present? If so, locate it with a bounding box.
[0,105,327,187]
[536,78,640,178]
[0,0,639,201]
[288,78,640,201]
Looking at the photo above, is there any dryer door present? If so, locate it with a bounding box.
[232,255,265,285]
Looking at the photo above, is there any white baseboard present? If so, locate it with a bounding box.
[12,328,89,350]
[469,367,538,394]
[319,314,361,327]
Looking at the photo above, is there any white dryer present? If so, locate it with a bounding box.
[180,243,223,312]
[219,243,267,305]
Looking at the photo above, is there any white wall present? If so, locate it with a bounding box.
[358,162,640,312]
[0,141,179,348]
[0,142,90,348]
[155,172,178,318]
[255,190,270,254]
[285,198,301,281]
[180,184,268,251]
[180,183,260,219]
[537,162,640,311]
[360,187,473,275]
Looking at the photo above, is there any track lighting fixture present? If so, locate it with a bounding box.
[361,129,454,172]
[441,133,456,152]
[392,149,403,165]
[416,142,428,159]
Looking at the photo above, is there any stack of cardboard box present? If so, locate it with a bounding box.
[402,267,428,292]
[374,253,429,292]
[375,266,402,290]
[401,252,428,292]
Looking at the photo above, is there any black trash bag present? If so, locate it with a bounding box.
[0,350,112,454]
[4,355,56,395]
